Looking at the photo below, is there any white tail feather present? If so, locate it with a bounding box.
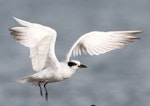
[17,76,39,86]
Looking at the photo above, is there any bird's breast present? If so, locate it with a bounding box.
[36,66,76,83]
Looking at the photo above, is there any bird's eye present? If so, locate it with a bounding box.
[68,62,77,67]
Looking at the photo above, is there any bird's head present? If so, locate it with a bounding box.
[67,60,87,70]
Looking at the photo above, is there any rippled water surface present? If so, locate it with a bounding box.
[0,0,150,106]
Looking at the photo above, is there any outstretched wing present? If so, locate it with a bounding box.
[65,31,141,61]
[10,17,59,71]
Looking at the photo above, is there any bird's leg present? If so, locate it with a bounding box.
[44,83,48,101]
[38,82,43,97]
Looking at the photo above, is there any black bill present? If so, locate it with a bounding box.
[79,64,87,68]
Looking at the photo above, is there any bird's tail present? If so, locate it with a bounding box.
[17,75,39,86]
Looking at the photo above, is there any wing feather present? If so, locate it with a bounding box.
[10,17,59,71]
[65,31,141,61]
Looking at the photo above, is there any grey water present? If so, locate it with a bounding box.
[0,0,150,106]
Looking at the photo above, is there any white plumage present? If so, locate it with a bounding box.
[10,17,141,101]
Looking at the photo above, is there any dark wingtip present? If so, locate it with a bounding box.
[9,27,13,31]
[127,37,141,42]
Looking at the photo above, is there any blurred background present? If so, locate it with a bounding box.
[0,0,149,106]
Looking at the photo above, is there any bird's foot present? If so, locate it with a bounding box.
[44,83,48,102]
[38,82,43,97]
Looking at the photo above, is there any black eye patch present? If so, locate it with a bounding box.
[68,62,77,67]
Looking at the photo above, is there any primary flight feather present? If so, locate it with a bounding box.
[9,17,141,101]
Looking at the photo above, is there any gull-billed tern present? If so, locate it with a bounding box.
[9,17,141,101]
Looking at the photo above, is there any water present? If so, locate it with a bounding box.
[0,0,150,106]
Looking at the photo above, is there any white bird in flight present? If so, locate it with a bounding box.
[10,17,141,101]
